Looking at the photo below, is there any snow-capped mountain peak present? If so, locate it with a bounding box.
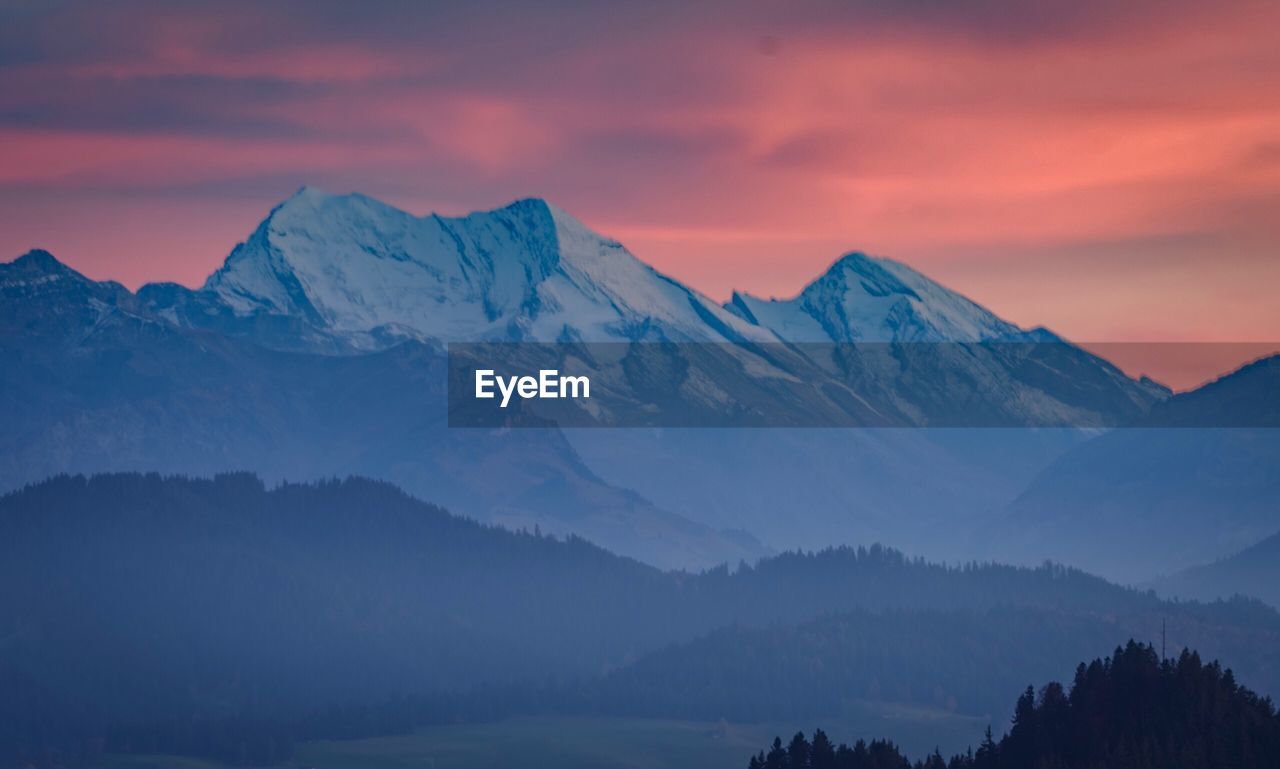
[727,251,1025,342]
[197,188,767,345]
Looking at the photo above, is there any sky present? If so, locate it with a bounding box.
[2,0,1279,376]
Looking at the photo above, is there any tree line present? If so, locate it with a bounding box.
[748,641,1280,769]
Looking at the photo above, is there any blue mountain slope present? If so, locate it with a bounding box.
[992,356,1280,582]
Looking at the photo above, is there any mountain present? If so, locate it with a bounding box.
[2,188,1177,569]
[138,188,1162,430]
[724,251,1165,426]
[567,251,1161,555]
[0,247,141,333]
[991,356,1280,583]
[726,252,1025,343]
[1153,530,1280,609]
[0,251,760,569]
[151,187,770,348]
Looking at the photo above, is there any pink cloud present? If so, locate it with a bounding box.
[1,0,1278,386]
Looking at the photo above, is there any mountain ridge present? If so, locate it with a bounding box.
[725,250,1031,343]
[0,189,1194,572]
[5,189,1168,432]
[2,189,1129,357]
[186,187,773,348]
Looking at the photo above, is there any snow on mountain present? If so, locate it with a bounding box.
[199,190,1041,347]
[17,190,1163,432]
[199,187,773,346]
[181,188,1080,352]
[152,190,1169,429]
[716,248,1165,430]
[726,252,1031,343]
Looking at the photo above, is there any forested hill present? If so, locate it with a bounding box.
[748,641,1280,769]
[587,604,1280,722]
[3,473,1279,766]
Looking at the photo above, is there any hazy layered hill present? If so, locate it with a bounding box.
[564,427,1088,556]
[992,356,1280,582]
[4,473,1280,765]
[1153,530,1280,609]
[589,604,1280,724]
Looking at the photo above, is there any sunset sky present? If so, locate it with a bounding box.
[2,0,1279,359]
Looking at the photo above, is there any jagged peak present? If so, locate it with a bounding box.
[722,248,1026,343]
[516,197,588,229]
[1,249,117,293]
[196,188,650,338]
[828,250,886,271]
[469,197,607,244]
[809,251,921,300]
[814,250,925,287]
[290,184,330,200]
[252,190,604,257]
[1,248,140,315]
[728,251,906,306]
[724,291,760,321]
[5,248,73,275]
[496,196,556,215]
[271,188,569,227]
[267,185,398,222]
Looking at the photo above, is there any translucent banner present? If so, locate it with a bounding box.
[447,342,1279,428]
